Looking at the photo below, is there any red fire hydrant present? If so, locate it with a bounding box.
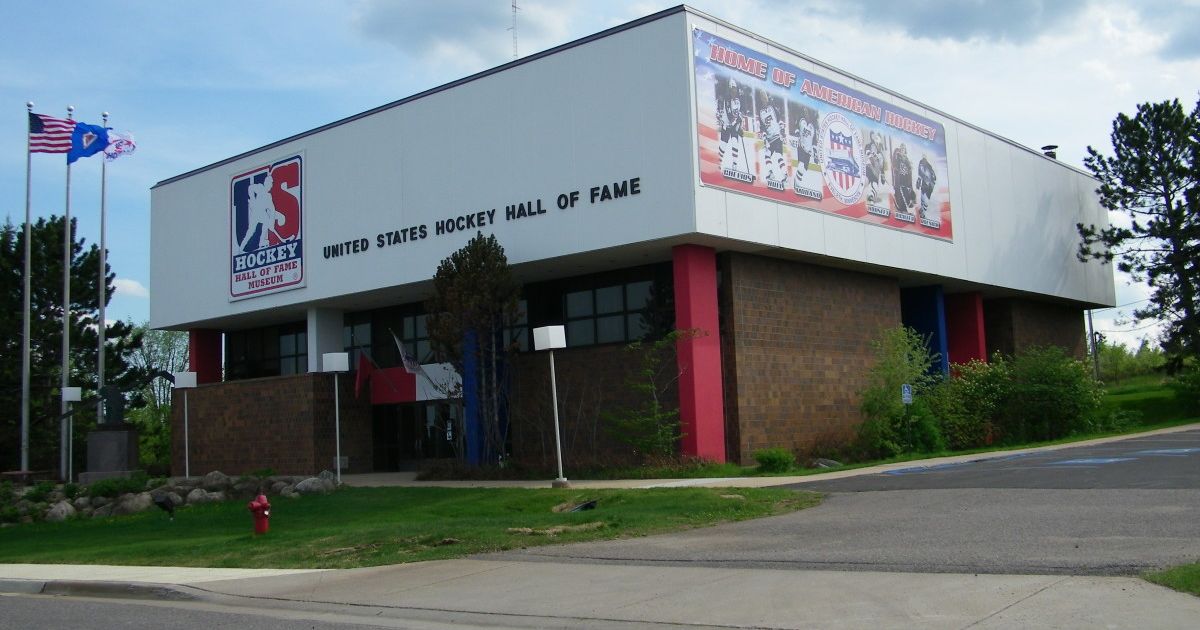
[248,493,271,535]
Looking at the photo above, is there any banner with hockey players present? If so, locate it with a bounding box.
[692,28,953,241]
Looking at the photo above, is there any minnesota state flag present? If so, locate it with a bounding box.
[67,122,109,164]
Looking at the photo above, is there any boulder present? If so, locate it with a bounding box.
[45,500,76,522]
[270,481,289,494]
[92,504,114,519]
[294,478,331,495]
[186,489,226,504]
[280,485,299,499]
[113,492,154,516]
[232,481,260,499]
[91,496,111,508]
[166,492,184,507]
[202,471,231,491]
[72,496,91,510]
[317,470,335,482]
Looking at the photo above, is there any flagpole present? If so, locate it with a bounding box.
[97,112,109,427]
[60,104,74,482]
[21,102,34,472]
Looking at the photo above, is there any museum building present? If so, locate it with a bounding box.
[151,6,1115,475]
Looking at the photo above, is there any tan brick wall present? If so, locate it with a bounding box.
[984,298,1086,359]
[170,373,372,477]
[509,343,676,468]
[721,253,902,463]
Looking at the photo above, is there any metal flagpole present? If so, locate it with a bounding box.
[60,104,74,481]
[97,112,109,425]
[21,102,33,472]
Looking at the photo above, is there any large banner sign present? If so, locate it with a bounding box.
[693,29,953,241]
[230,154,304,300]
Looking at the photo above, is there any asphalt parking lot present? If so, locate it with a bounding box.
[794,429,1200,492]
[496,430,1200,575]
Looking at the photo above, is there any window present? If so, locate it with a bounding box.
[560,276,668,348]
[225,321,307,379]
[344,311,372,368]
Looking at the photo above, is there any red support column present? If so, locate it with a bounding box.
[188,329,222,384]
[672,244,725,462]
[945,292,987,364]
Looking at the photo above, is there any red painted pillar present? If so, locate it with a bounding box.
[945,292,987,364]
[188,329,222,384]
[672,244,725,462]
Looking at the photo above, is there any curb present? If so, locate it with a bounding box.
[0,578,200,601]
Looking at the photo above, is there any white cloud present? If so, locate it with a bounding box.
[113,278,149,299]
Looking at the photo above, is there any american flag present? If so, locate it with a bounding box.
[28,112,74,153]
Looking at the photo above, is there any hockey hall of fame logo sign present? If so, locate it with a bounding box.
[230,155,304,300]
[818,112,866,207]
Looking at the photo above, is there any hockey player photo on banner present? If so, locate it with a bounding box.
[692,27,953,241]
[714,75,755,183]
[755,89,789,191]
[787,100,822,201]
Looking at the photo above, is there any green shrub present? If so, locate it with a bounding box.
[0,506,19,524]
[1171,366,1200,416]
[925,359,1009,450]
[857,326,944,458]
[86,473,150,498]
[24,481,55,503]
[61,483,80,500]
[603,331,692,461]
[0,481,14,506]
[753,448,795,473]
[997,347,1104,443]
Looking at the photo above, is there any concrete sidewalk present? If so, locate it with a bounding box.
[3,559,1198,628]
[341,422,1200,490]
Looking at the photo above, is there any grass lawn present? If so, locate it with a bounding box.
[1146,563,1200,597]
[0,486,818,569]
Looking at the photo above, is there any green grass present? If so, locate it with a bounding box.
[1146,563,1200,597]
[0,486,819,569]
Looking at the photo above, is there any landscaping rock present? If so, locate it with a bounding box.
[812,458,842,469]
[270,481,288,494]
[202,471,231,491]
[294,478,331,495]
[280,485,299,499]
[45,500,76,522]
[186,488,225,504]
[91,496,111,508]
[114,492,154,516]
[232,481,260,499]
[72,496,91,510]
[166,492,183,507]
[317,470,335,482]
[15,500,31,516]
[92,504,114,518]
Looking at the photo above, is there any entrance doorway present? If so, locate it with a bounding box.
[371,401,460,471]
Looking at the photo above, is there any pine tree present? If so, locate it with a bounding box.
[1078,98,1200,369]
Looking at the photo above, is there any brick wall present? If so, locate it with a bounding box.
[170,373,373,477]
[984,298,1086,359]
[508,343,675,468]
[721,253,902,463]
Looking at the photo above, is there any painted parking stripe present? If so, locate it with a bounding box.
[1131,448,1200,456]
[1048,457,1137,465]
[883,462,972,476]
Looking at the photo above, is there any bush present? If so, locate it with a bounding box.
[23,481,55,503]
[1171,366,1200,416]
[997,347,1104,443]
[0,506,18,523]
[857,326,943,458]
[61,483,80,500]
[603,331,693,461]
[0,481,13,506]
[753,448,795,473]
[926,359,1009,450]
[86,473,150,498]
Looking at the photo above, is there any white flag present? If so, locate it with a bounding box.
[104,131,136,161]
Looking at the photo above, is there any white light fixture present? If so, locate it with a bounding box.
[62,387,82,482]
[532,325,569,488]
[322,352,349,484]
[173,371,197,478]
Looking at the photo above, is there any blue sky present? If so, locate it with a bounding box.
[2,0,1196,348]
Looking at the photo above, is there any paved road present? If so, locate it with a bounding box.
[491,430,1200,575]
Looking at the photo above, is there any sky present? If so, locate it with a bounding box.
[2,0,1196,349]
